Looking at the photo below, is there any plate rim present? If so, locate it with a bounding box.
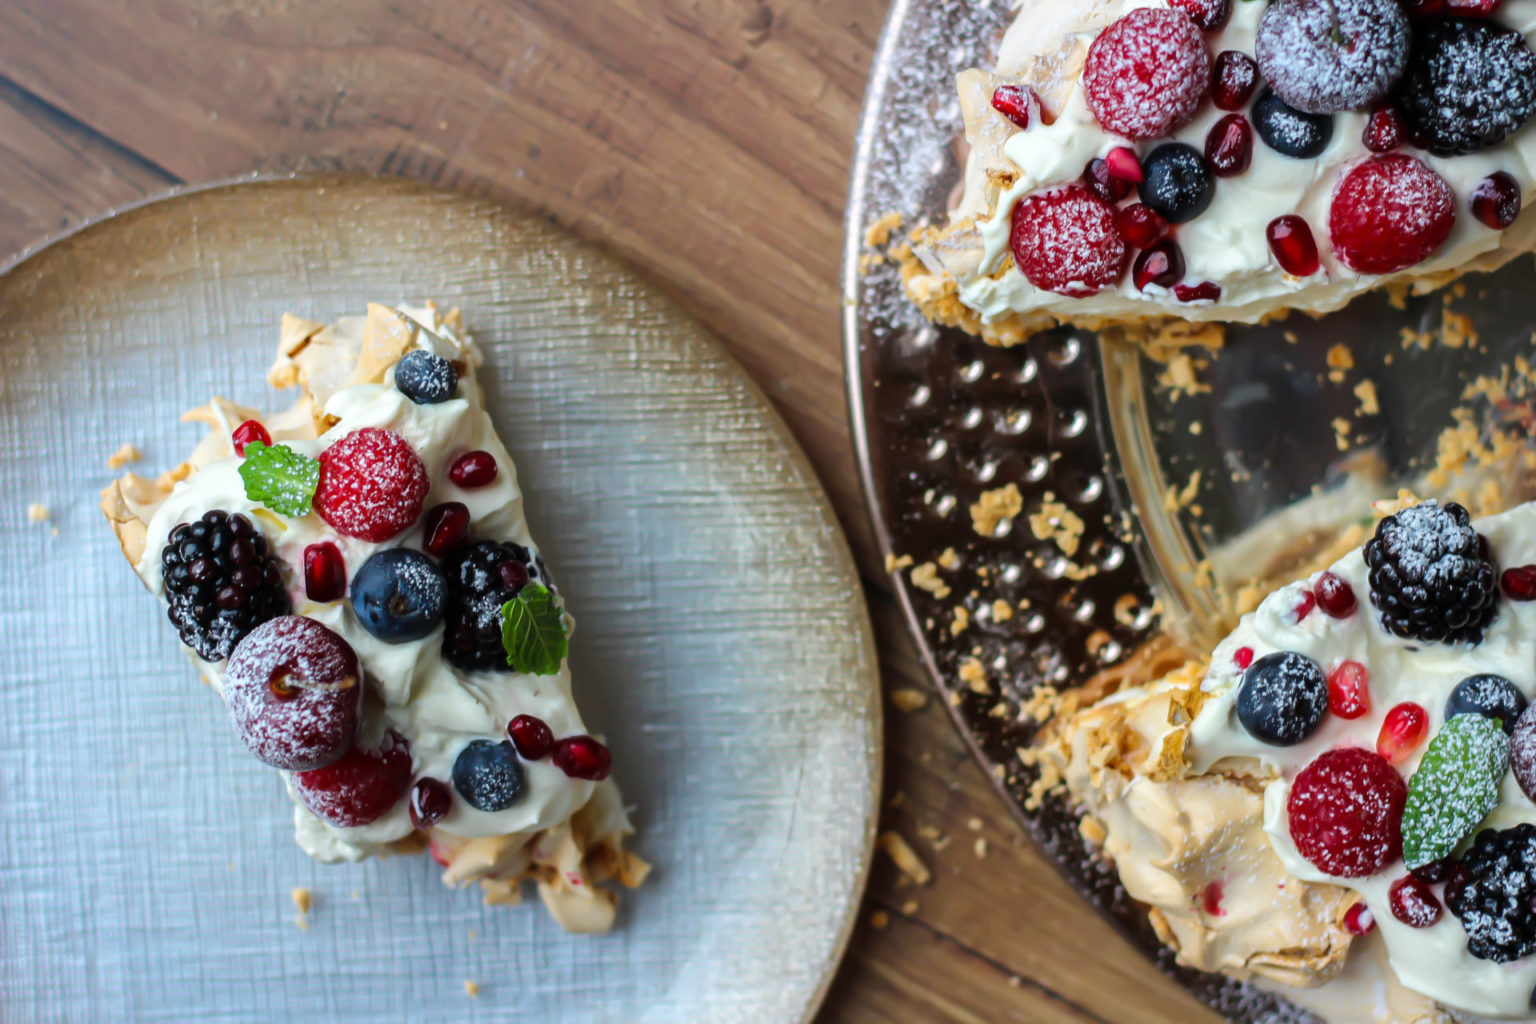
[2,169,884,1024]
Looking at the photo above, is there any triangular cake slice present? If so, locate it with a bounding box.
[102,303,648,932]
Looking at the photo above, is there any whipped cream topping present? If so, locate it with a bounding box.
[133,309,602,863]
[947,0,1536,327]
[1188,502,1536,1018]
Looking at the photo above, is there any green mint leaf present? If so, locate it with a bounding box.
[237,440,320,518]
[501,584,568,675]
[1402,714,1510,869]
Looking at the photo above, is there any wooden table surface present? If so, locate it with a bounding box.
[0,3,1222,1021]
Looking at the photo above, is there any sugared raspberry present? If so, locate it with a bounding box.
[1115,204,1168,248]
[1083,8,1211,140]
[1389,875,1443,927]
[1009,186,1127,297]
[990,84,1037,130]
[293,730,413,827]
[1287,747,1406,878]
[1170,0,1230,32]
[1211,50,1258,110]
[314,428,429,542]
[1329,155,1455,274]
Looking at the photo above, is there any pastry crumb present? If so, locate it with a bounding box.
[877,831,933,885]
[1354,379,1380,416]
[950,605,970,636]
[936,546,962,570]
[1156,351,1211,399]
[864,211,903,248]
[991,599,1014,622]
[973,837,990,859]
[870,909,890,929]
[967,817,984,832]
[909,562,951,599]
[106,442,142,469]
[884,552,914,573]
[1027,494,1085,557]
[291,887,313,914]
[1325,343,1354,384]
[890,688,929,713]
[1080,816,1108,845]
[26,503,49,523]
[901,899,920,916]
[958,656,991,694]
[970,483,1023,538]
[1441,306,1476,349]
[463,980,480,998]
[1332,417,1352,452]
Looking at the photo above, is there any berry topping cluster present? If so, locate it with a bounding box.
[161,510,290,661]
[1365,501,1498,645]
[985,1,1536,303]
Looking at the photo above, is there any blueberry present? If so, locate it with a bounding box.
[1253,90,1334,158]
[394,349,458,405]
[349,548,446,643]
[1237,651,1329,745]
[1446,674,1527,735]
[452,739,525,812]
[1137,143,1214,225]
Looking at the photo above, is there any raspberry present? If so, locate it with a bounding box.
[1287,747,1406,878]
[1329,155,1455,275]
[160,510,290,662]
[1170,0,1229,32]
[442,540,553,670]
[1256,0,1409,114]
[314,428,429,542]
[293,730,412,828]
[1395,18,1536,156]
[1009,187,1127,297]
[1363,500,1497,644]
[1083,8,1211,140]
[1446,824,1536,961]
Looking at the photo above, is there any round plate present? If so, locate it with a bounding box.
[0,175,880,1023]
[844,1,1536,1021]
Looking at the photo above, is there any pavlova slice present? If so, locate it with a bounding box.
[101,304,647,932]
[1041,497,1536,1019]
[904,0,1536,346]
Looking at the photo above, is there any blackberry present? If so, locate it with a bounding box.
[1395,18,1536,156]
[1446,824,1536,963]
[441,540,554,671]
[1364,501,1498,645]
[160,509,289,661]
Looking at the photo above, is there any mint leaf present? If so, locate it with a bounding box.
[501,584,568,675]
[1402,714,1510,868]
[237,440,320,518]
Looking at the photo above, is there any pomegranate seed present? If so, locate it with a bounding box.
[1174,281,1221,303]
[232,419,272,456]
[1344,903,1376,935]
[1471,172,1522,230]
[1363,104,1405,153]
[551,735,612,781]
[1083,157,1133,203]
[1234,646,1254,669]
[1502,565,1536,600]
[1445,0,1500,12]
[1211,50,1258,111]
[1204,114,1252,177]
[1314,571,1357,618]
[1115,204,1169,248]
[449,451,498,488]
[1327,660,1372,719]
[1133,240,1185,292]
[409,777,452,828]
[1389,876,1442,928]
[422,501,471,557]
[1378,702,1429,765]
[1171,0,1231,32]
[1267,215,1320,277]
[990,84,1036,130]
[1201,879,1225,916]
[507,714,555,760]
[1293,590,1316,622]
[1105,146,1144,183]
[303,541,347,603]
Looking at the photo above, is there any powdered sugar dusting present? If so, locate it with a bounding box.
[224,616,361,772]
[1254,0,1408,115]
[1329,155,1456,275]
[314,427,430,542]
[1083,7,1211,141]
[1009,186,1127,297]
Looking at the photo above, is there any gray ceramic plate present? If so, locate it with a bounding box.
[0,175,880,1024]
[843,1,1536,1021]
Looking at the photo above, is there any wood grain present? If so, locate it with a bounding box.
[0,2,1220,1021]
